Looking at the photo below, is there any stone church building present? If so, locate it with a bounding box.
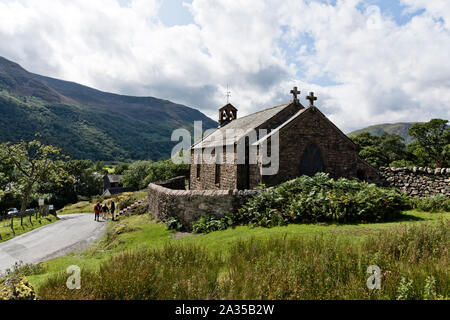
[190,87,380,190]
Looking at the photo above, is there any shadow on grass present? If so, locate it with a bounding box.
[360,213,423,225]
[297,212,426,228]
[387,212,425,222]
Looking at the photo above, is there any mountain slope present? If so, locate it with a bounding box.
[348,122,419,144]
[0,56,216,161]
[33,73,211,127]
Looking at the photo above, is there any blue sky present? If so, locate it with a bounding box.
[0,0,449,132]
[118,0,194,26]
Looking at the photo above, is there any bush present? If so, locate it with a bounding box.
[410,194,450,212]
[235,173,410,228]
[118,197,134,211]
[192,215,232,234]
[165,216,183,231]
[3,261,47,277]
[389,160,415,167]
[0,276,37,300]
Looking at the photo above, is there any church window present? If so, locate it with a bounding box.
[215,164,221,185]
[300,143,324,177]
[196,154,201,179]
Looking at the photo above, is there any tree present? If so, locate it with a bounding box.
[121,159,189,190]
[0,157,14,191]
[0,140,73,220]
[121,161,153,190]
[408,119,450,167]
[94,161,107,174]
[39,160,102,208]
[68,160,102,197]
[351,132,409,167]
[0,149,16,216]
[114,163,130,175]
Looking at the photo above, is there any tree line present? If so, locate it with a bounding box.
[115,160,189,190]
[351,119,449,168]
[0,118,447,217]
[0,138,103,216]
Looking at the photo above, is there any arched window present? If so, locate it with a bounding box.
[215,164,221,185]
[357,169,366,181]
[300,143,324,177]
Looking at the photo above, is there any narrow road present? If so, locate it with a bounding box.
[0,214,107,273]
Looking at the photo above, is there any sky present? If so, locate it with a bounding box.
[0,0,449,133]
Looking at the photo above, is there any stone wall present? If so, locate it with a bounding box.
[148,181,262,231]
[147,167,449,232]
[155,176,187,190]
[380,167,450,197]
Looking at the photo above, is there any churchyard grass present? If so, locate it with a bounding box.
[27,209,448,299]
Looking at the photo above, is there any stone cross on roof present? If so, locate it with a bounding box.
[290,87,301,104]
[306,92,317,107]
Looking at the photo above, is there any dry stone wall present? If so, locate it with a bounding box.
[147,168,449,232]
[148,177,262,231]
[380,167,450,197]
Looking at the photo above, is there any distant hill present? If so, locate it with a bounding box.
[0,56,216,161]
[348,122,419,144]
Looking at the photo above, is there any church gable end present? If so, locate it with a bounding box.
[258,106,378,187]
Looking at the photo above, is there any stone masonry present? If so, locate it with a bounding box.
[147,169,449,231]
[148,176,262,231]
[379,167,450,197]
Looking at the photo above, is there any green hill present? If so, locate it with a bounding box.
[0,56,216,161]
[348,122,419,144]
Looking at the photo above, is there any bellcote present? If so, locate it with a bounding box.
[218,103,238,127]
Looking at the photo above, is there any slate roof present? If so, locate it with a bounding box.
[192,103,295,149]
[105,175,123,183]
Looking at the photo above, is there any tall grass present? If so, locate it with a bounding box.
[37,221,449,300]
[38,245,221,300]
[222,220,449,300]
[410,194,450,213]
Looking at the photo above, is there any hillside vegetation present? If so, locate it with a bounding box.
[350,119,449,168]
[0,56,216,161]
[348,122,418,144]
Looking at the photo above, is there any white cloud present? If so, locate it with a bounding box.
[0,0,448,132]
[279,0,450,130]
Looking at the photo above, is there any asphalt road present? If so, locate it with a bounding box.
[0,213,107,273]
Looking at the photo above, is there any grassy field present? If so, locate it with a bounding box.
[27,209,449,296]
[0,215,58,243]
[57,191,148,215]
